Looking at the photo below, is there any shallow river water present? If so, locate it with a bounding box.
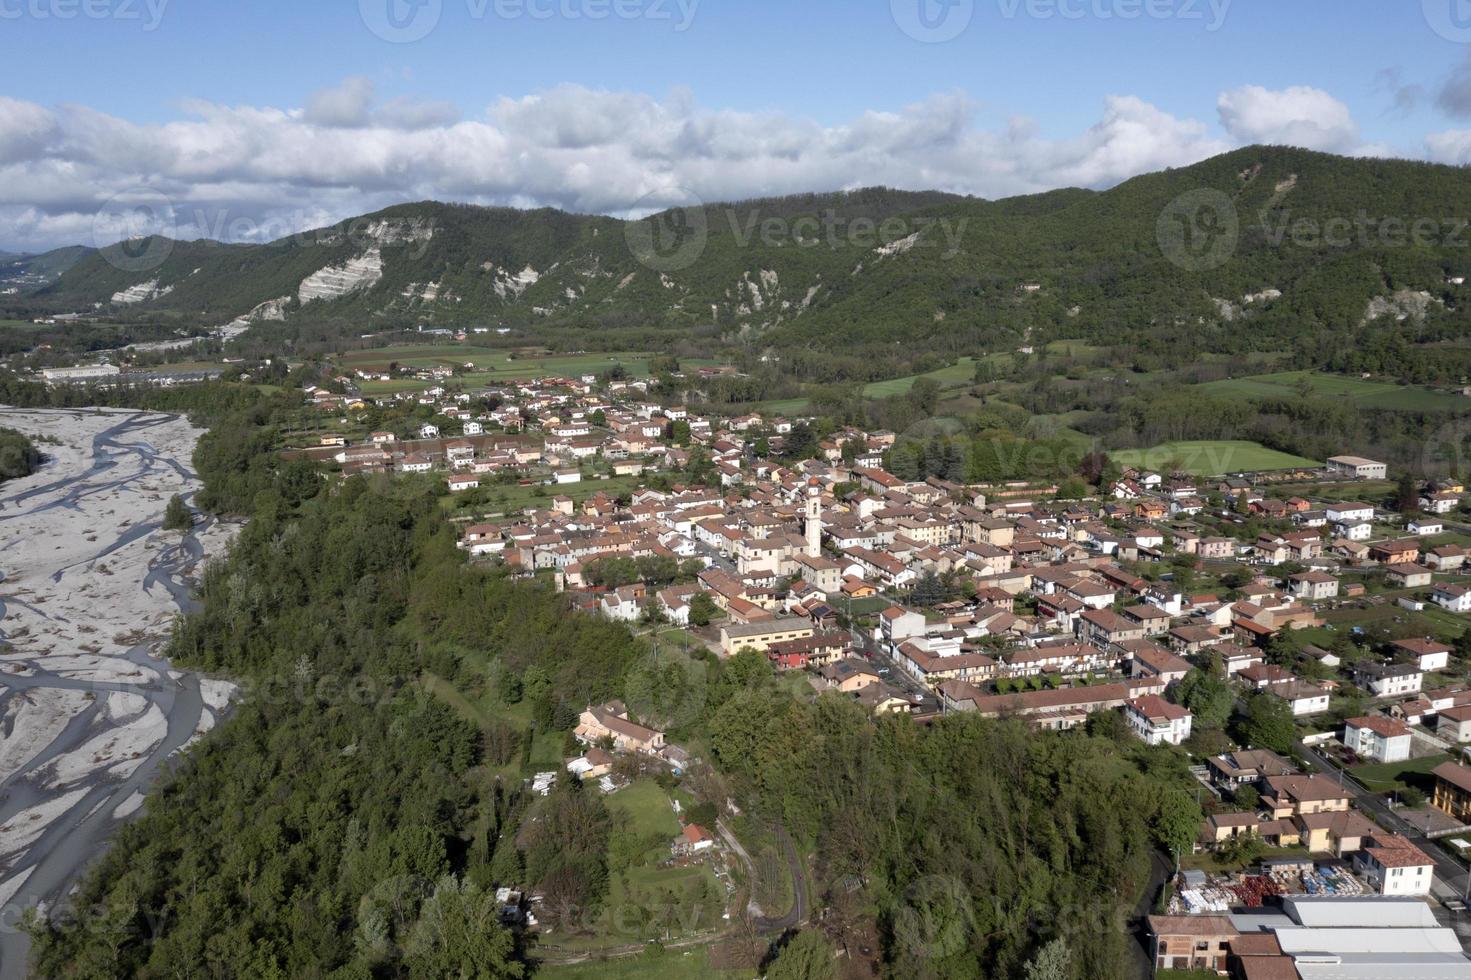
[0,407,234,980]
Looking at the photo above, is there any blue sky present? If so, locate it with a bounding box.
[3,0,1470,250]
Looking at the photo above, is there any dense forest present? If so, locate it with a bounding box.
[22,387,1200,978]
[0,426,41,481]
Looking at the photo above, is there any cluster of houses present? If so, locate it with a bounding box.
[567,700,713,858]
[312,361,1471,967]
[428,418,1471,730]
[1199,747,1436,891]
[1145,746,1471,975]
[302,371,751,489]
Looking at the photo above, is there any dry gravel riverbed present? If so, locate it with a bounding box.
[0,407,239,979]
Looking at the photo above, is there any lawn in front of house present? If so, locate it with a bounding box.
[1181,846,1313,875]
[606,779,683,839]
[1349,754,1453,795]
[543,780,727,951]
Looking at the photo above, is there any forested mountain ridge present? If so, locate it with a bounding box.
[18,147,1471,373]
[0,246,90,289]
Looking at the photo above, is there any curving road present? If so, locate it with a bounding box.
[716,819,808,934]
[0,408,233,980]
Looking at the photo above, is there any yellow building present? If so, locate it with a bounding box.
[1433,761,1471,822]
[719,617,816,657]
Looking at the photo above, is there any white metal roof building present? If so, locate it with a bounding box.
[1230,897,1471,980]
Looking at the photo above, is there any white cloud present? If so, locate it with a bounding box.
[1217,85,1360,153]
[0,80,1404,253]
[1426,129,1471,165]
[376,96,461,131]
[0,96,61,166]
[303,77,376,128]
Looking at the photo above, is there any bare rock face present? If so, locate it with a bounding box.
[216,296,290,339]
[487,264,541,299]
[298,249,384,304]
[297,217,438,305]
[401,281,443,303]
[111,280,174,304]
[1362,289,1441,326]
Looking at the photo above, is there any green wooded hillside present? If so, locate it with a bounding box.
[20,147,1471,379]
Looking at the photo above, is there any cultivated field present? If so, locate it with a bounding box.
[861,357,978,398]
[1112,440,1320,476]
[745,356,980,416]
[1197,371,1469,411]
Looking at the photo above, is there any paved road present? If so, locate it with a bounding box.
[763,827,807,933]
[1125,851,1174,980]
[716,819,808,933]
[848,626,941,714]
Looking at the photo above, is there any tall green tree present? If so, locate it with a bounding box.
[767,930,840,980]
[1241,692,1297,754]
[162,494,193,532]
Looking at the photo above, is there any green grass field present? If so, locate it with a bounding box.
[1112,440,1320,476]
[135,360,228,373]
[742,397,812,417]
[741,357,980,418]
[536,780,727,951]
[1349,754,1452,794]
[861,357,977,398]
[1198,371,1469,411]
[1322,601,1471,643]
[1182,846,1311,875]
[606,780,682,839]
